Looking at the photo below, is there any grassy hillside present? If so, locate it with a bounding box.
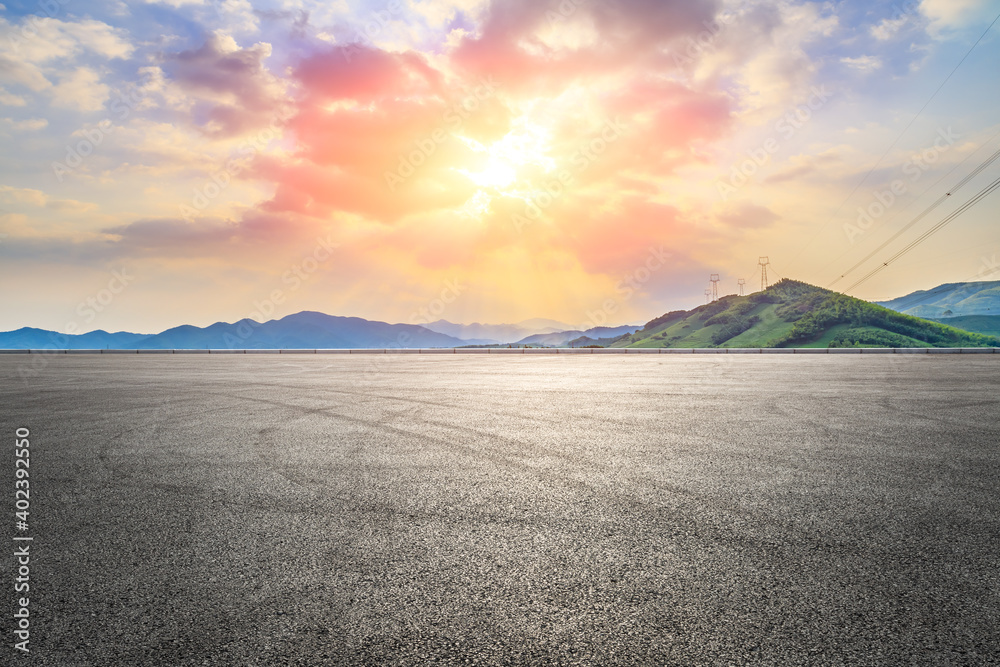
[611,279,1000,349]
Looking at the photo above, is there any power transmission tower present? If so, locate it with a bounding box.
[758,256,770,291]
[704,288,712,304]
[710,274,720,301]
[738,278,745,296]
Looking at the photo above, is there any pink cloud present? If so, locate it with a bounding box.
[295,45,444,103]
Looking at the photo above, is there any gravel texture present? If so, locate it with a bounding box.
[2,355,999,666]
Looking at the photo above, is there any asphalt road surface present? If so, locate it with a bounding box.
[3,355,999,666]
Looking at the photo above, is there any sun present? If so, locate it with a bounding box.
[460,159,518,189]
[454,121,557,216]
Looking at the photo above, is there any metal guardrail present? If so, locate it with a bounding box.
[0,348,996,355]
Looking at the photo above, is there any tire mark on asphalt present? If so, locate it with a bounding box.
[187,376,665,435]
[200,388,831,549]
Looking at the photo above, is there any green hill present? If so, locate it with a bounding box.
[610,279,1000,349]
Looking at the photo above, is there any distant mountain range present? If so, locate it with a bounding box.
[0,312,466,350]
[422,318,574,344]
[0,328,150,350]
[610,279,999,349]
[5,280,1000,350]
[0,312,631,350]
[514,325,641,347]
[878,280,1000,318]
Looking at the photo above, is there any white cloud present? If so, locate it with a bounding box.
[0,17,134,111]
[51,67,110,112]
[697,1,839,122]
[0,86,28,106]
[0,185,48,207]
[0,17,133,65]
[920,0,987,30]
[840,55,883,72]
[58,19,135,60]
[106,1,131,17]
[140,0,201,6]
[140,0,259,35]
[871,15,911,40]
[0,54,51,91]
[0,185,95,211]
[216,0,260,35]
[405,0,491,29]
[113,119,235,171]
[46,198,98,212]
[1,117,49,131]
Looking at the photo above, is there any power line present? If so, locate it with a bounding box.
[821,127,1000,281]
[829,145,1000,287]
[789,9,1000,269]
[844,173,1000,293]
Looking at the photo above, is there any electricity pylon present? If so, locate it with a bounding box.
[738,278,746,296]
[758,257,770,291]
[710,274,720,301]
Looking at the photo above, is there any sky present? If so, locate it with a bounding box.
[1,0,999,334]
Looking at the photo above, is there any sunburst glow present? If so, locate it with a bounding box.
[458,160,517,188]
[454,122,558,215]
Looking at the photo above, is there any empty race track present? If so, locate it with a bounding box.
[2,355,999,665]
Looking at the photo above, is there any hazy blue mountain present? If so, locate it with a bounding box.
[0,312,466,349]
[929,315,1000,338]
[0,327,149,349]
[132,312,465,349]
[422,318,574,344]
[878,280,1000,318]
[515,324,642,347]
[515,318,575,332]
